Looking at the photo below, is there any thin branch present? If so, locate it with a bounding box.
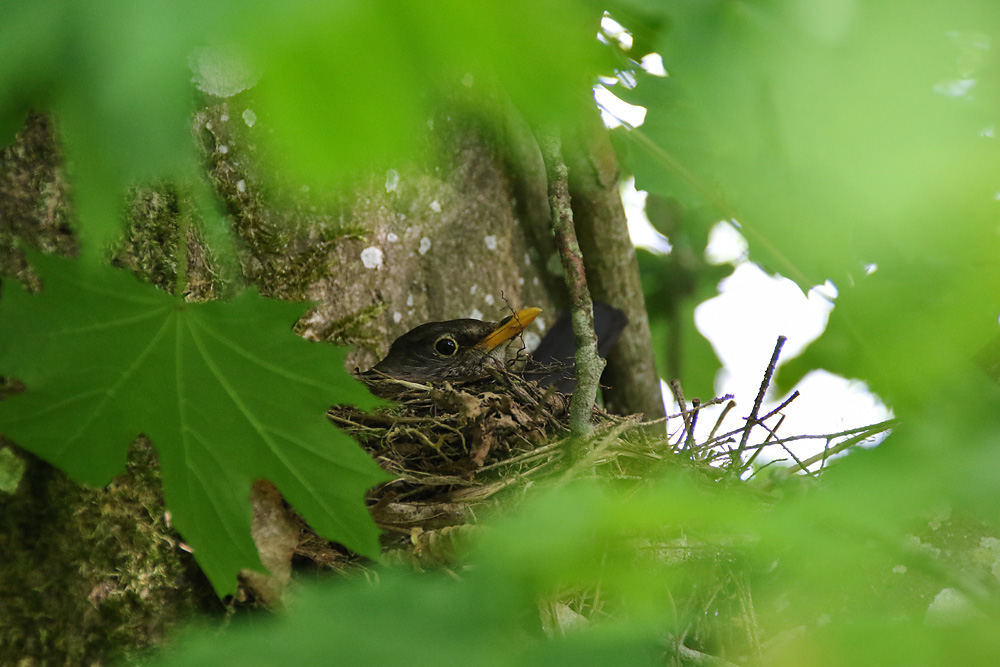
[737,336,787,454]
[753,416,814,477]
[741,414,785,474]
[686,398,701,449]
[641,394,734,426]
[758,390,799,422]
[540,132,603,438]
[776,424,894,476]
[705,419,897,456]
[565,111,666,419]
[668,379,692,448]
[709,399,736,441]
[712,419,898,458]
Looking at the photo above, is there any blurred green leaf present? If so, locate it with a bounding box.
[482,461,1000,657]
[615,0,1000,425]
[153,474,756,665]
[2,1,605,255]
[228,0,605,185]
[472,474,767,634]
[151,452,1000,662]
[635,196,733,399]
[0,1,205,256]
[5,1,1000,661]
[0,254,388,595]
[152,569,663,666]
[766,617,1000,667]
[620,0,1000,286]
[780,246,1000,413]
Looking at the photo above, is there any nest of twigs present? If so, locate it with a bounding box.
[325,367,637,561]
[275,340,899,660]
[302,340,894,570]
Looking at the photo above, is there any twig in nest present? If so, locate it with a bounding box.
[755,417,813,475]
[668,379,693,448]
[737,336,787,455]
[710,400,736,443]
[553,426,623,484]
[707,419,897,463]
[642,394,735,427]
[687,398,701,450]
[767,420,896,477]
[741,414,786,475]
[759,390,800,422]
[498,290,533,363]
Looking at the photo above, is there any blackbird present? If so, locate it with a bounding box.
[370,307,542,381]
[369,304,627,391]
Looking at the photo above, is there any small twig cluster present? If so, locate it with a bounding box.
[664,336,896,478]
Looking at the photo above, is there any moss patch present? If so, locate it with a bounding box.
[0,440,221,666]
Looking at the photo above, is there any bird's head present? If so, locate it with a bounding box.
[371,307,541,381]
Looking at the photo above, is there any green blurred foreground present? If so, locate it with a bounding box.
[2,0,1000,664]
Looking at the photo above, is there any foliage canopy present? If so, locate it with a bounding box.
[2,0,1000,664]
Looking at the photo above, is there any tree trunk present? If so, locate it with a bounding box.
[566,110,665,420]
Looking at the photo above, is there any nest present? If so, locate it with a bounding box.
[288,338,896,577]
[326,367,612,560]
[272,341,899,658]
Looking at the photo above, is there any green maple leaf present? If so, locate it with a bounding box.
[0,254,389,595]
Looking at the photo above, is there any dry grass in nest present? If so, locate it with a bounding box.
[302,339,895,573]
[281,340,898,657]
[327,367,634,558]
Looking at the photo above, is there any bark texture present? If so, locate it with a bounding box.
[565,110,665,420]
[196,98,561,369]
[540,133,602,437]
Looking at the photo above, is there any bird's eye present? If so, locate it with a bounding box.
[434,336,459,357]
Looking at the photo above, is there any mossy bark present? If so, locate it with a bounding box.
[0,440,220,666]
[192,95,561,370]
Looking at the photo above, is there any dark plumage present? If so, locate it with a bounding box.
[371,308,541,381]
[527,302,628,392]
[369,304,628,391]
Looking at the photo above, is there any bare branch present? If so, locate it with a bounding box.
[737,336,787,454]
[539,132,603,438]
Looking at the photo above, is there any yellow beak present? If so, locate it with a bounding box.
[477,307,541,351]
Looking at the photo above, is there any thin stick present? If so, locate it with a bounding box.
[640,394,734,426]
[778,426,892,475]
[758,390,799,422]
[706,419,898,458]
[709,400,736,442]
[742,415,785,474]
[686,398,700,449]
[668,379,692,448]
[737,336,787,454]
[752,418,814,477]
